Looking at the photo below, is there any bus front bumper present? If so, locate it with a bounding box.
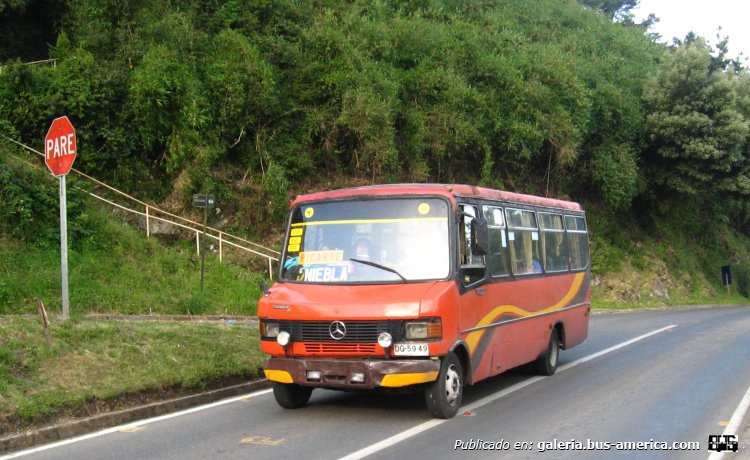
[263,357,440,390]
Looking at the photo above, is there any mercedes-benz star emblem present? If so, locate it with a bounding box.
[329,321,347,340]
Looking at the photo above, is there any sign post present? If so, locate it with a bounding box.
[193,194,215,293]
[721,265,732,296]
[45,116,77,320]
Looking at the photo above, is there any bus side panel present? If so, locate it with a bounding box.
[559,304,590,349]
[500,317,548,370]
[458,281,499,383]
[461,272,589,384]
[558,271,591,349]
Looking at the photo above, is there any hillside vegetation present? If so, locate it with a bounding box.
[0,152,267,316]
[2,0,750,310]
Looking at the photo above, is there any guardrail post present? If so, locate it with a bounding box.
[196,231,200,256]
[219,232,223,263]
[146,205,150,238]
[268,258,273,279]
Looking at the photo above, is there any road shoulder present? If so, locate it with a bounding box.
[0,379,270,455]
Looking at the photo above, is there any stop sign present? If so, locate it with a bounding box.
[44,116,77,176]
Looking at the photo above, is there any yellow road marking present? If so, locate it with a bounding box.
[241,436,285,446]
[119,426,145,433]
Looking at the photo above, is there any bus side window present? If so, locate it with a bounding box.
[539,212,568,273]
[482,205,511,277]
[459,204,485,285]
[506,208,542,275]
[565,215,589,270]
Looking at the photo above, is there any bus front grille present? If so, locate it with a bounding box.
[304,343,378,354]
[278,320,389,343]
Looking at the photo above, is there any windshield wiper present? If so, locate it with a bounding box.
[350,258,408,283]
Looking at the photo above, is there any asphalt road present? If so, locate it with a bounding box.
[5,306,750,460]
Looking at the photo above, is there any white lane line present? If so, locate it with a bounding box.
[338,324,677,460]
[0,388,273,459]
[707,382,750,460]
[558,324,677,372]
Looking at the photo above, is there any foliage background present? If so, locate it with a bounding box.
[2,0,663,202]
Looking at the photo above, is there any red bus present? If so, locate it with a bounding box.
[259,184,591,418]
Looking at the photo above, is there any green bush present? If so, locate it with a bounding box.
[735,264,750,297]
[180,294,211,316]
[264,162,290,221]
[0,161,95,247]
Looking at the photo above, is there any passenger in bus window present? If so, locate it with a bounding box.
[353,239,373,261]
[532,258,542,273]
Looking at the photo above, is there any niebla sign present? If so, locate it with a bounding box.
[44,116,77,176]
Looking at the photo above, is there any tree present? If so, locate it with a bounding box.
[642,39,750,198]
[0,0,67,61]
[579,0,638,21]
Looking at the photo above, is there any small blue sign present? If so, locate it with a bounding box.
[721,265,732,286]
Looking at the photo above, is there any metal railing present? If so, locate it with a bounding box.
[2,136,280,277]
[0,58,57,74]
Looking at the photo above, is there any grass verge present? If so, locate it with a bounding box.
[0,316,265,437]
[0,229,267,317]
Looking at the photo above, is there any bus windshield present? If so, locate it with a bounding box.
[281,197,450,283]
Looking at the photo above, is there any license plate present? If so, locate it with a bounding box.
[393,343,429,356]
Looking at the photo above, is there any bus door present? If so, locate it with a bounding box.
[456,204,501,382]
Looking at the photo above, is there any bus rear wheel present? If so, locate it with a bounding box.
[425,352,463,419]
[533,329,560,376]
[272,382,313,409]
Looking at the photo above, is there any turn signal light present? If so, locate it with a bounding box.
[405,319,442,339]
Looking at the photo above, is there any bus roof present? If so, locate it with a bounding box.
[291,184,583,212]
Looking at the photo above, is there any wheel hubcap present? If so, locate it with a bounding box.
[445,364,461,405]
[550,340,558,367]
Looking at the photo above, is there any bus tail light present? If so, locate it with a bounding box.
[405,319,442,340]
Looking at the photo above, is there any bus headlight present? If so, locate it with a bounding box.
[405,319,442,339]
[378,332,393,349]
[277,331,291,346]
[261,321,280,338]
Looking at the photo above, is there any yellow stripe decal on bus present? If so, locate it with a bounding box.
[380,371,439,387]
[465,272,586,355]
[291,217,447,227]
[264,369,294,384]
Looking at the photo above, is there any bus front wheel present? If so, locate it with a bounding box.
[272,382,313,409]
[425,352,463,419]
[533,329,560,376]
